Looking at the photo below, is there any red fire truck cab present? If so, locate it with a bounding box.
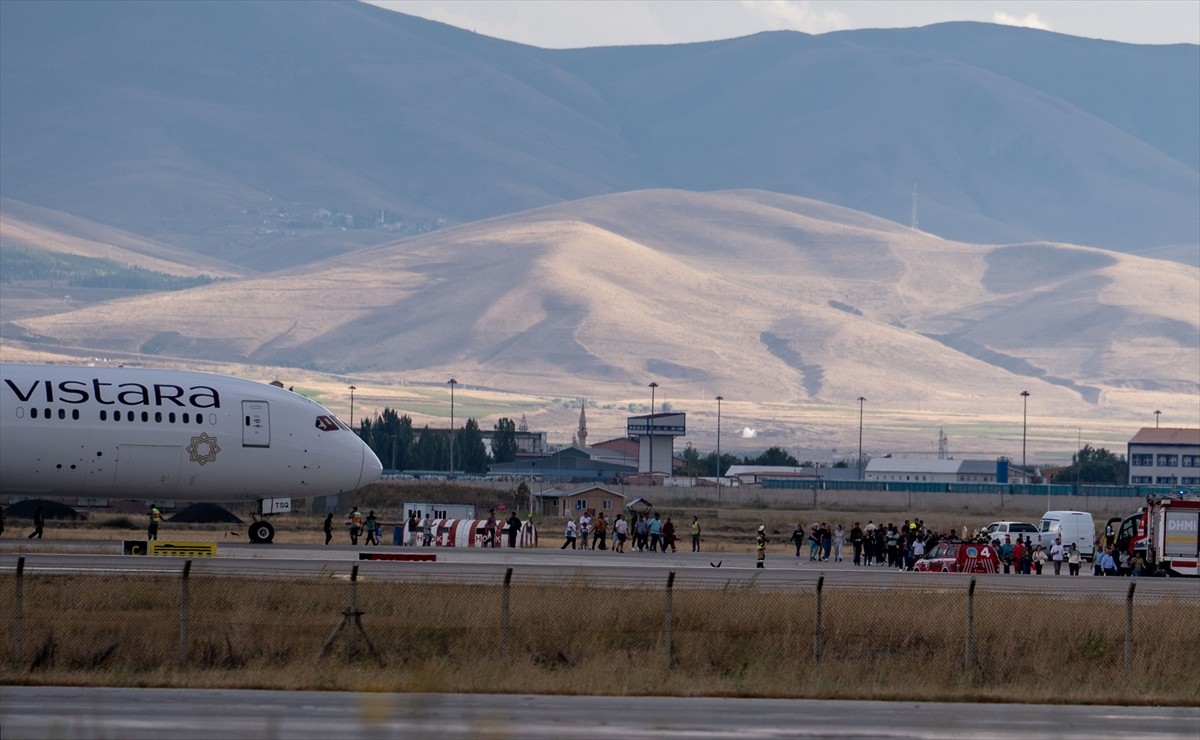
[1115,495,1200,577]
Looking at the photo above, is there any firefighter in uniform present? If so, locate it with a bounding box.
[756,525,768,568]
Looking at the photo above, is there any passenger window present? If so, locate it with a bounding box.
[182,413,190,424]
[100,410,107,421]
[58,408,66,419]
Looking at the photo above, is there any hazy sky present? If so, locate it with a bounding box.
[369,1,1200,48]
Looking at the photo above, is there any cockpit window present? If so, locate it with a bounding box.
[315,416,340,432]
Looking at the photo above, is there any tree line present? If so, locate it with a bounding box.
[359,410,1128,484]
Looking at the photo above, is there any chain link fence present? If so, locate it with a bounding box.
[3,558,1197,700]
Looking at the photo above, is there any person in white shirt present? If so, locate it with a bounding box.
[613,514,629,553]
[561,517,577,550]
[1049,538,1065,575]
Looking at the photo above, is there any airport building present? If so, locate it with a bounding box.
[865,458,1037,484]
[1127,427,1200,486]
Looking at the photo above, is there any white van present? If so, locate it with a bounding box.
[1039,510,1096,561]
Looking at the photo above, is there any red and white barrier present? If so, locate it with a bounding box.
[430,519,538,548]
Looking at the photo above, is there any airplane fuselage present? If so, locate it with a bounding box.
[0,363,382,504]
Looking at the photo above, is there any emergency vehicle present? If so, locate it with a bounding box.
[915,541,1000,573]
[1115,495,1200,577]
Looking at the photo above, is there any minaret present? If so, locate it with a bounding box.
[577,398,588,448]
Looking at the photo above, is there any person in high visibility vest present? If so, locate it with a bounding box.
[691,515,701,552]
[148,506,163,541]
[756,525,768,568]
[349,507,363,545]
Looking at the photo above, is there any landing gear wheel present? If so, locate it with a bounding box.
[249,520,275,544]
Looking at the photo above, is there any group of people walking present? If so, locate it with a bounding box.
[562,511,700,553]
[336,508,388,546]
[790,522,845,561]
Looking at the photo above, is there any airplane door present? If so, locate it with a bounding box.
[243,401,270,447]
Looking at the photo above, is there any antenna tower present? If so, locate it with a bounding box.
[937,428,949,459]
[910,183,919,230]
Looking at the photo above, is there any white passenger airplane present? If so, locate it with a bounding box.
[0,363,382,542]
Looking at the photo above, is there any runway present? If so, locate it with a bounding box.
[2,687,1198,740]
[1,539,1196,599]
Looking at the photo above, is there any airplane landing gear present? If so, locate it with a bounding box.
[249,519,275,544]
[248,497,288,543]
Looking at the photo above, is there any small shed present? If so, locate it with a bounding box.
[403,502,476,521]
[555,485,626,519]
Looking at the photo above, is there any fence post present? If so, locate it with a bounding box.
[965,577,976,674]
[317,565,383,665]
[500,567,512,659]
[178,560,191,665]
[813,575,824,663]
[1124,581,1136,674]
[664,571,675,669]
[12,557,24,667]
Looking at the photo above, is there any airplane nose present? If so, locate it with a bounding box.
[360,441,383,487]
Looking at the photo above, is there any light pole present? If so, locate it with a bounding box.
[530,461,537,515]
[448,378,457,475]
[348,385,356,432]
[857,396,866,480]
[648,382,658,482]
[1154,410,1161,428]
[1020,390,1030,483]
[715,395,723,508]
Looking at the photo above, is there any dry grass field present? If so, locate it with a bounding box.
[3,488,1195,704]
[2,570,1196,705]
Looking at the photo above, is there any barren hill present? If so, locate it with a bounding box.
[10,190,1197,429]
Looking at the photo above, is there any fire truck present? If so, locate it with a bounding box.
[1114,495,1200,577]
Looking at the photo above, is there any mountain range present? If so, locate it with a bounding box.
[1,1,1197,269]
[1,1,1197,455]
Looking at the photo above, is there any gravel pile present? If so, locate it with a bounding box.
[167,502,243,524]
[3,499,81,520]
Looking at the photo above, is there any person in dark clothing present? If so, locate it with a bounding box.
[850,523,864,566]
[484,510,498,547]
[28,505,44,539]
[790,524,804,557]
[662,517,677,553]
[323,513,334,545]
[365,511,379,546]
[506,512,521,548]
